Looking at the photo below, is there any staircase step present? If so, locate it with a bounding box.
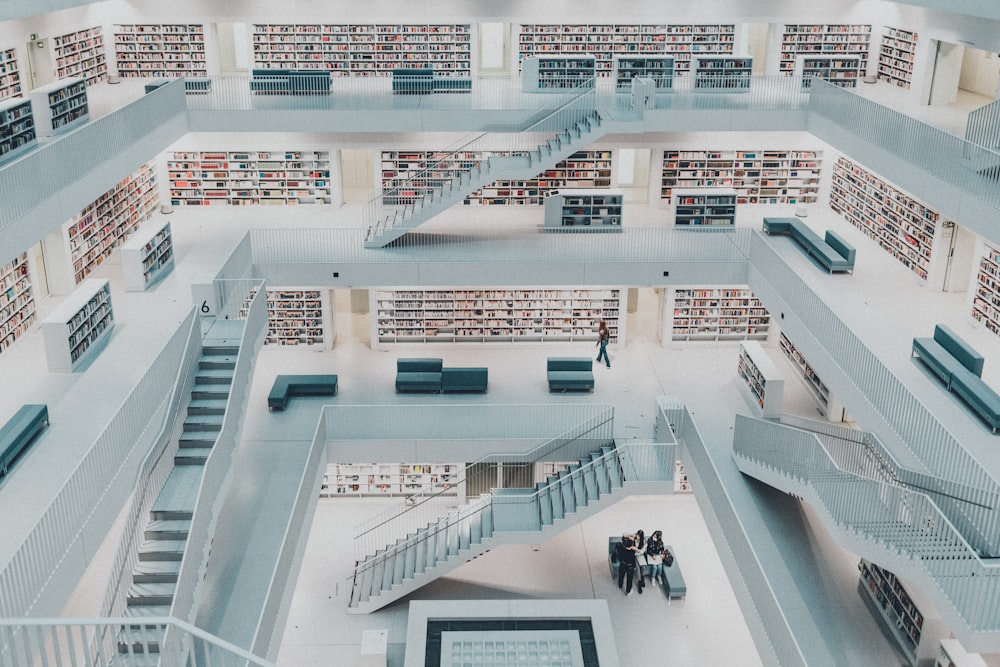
[144,519,190,541]
[198,356,236,371]
[187,399,228,415]
[182,414,223,432]
[138,540,187,562]
[191,387,230,401]
[195,369,233,385]
[175,447,213,465]
[202,345,240,356]
[179,434,218,449]
[132,560,182,584]
[123,604,172,621]
[151,466,202,518]
[117,625,164,656]
[127,582,177,606]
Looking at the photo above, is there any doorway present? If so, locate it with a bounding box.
[927,40,1000,107]
[26,37,55,90]
[340,149,375,204]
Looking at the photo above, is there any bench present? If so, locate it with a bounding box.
[913,325,1000,432]
[391,68,472,94]
[143,78,213,95]
[763,217,855,273]
[661,544,686,599]
[0,404,49,477]
[396,359,488,393]
[268,375,338,411]
[547,357,594,392]
[250,69,331,95]
[442,367,488,393]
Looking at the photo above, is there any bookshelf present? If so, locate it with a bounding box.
[795,53,861,89]
[829,156,938,280]
[544,189,622,230]
[41,278,114,372]
[67,164,158,285]
[670,287,770,341]
[692,55,752,90]
[518,24,734,76]
[0,48,22,101]
[28,78,88,136]
[778,332,845,420]
[674,460,691,492]
[0,97,35,162]
[114,24,207,78]
[779,25,871,79]
[264,289,327,346]
[323,462,462,497]
[937,639,988,667]
[521,55,596,92]
[168,150,332,206]
[120,220,173,291]
[613,55,674,91]
[878,27,917,89]
[373,288,623,345]
[0,252,35,356]
[672,188,737,227]
[858,559,939,666]
[252,24,471,76]
[972,243,1000,338]
[661,149,822,205]
[737,341,784,418]
[53,27,108,85]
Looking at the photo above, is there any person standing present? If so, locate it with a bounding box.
[615,534,641,595]
[596,320,611,368]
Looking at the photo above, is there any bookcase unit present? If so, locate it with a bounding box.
[323,462,462,497]
[521,55,596,92]
[670,287,770,341]
[168,150,332,206]
[264,289,327,346]
[0,97,35,162]
[674,460,691,492]
[972,243,1000,338]
[0,252,36,355]
[672,188,737,227]
[120,220,173,291]
[0,48,22,100]
[613,55,674,91]
[374,288,624,345]
[779,25,871,78]
[53,27,108,84]
[28,78,88,136]
[252,24,471,76]
[878,27,917,89]
[795,53,861,89]
[778,332,845,420]
[41,278,113,372]
[693,55,752,90]
[859,559,945,666]
[114,24,207,78]
[67,163,158,285]
[661,149,822,205]
[830,156,938,280]
[544,189,622,230]
[737,341,784,418]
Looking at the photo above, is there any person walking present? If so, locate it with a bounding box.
[596,320,611,368]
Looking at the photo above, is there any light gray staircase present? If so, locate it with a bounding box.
[364,110,609,248]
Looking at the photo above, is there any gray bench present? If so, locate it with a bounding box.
[0,404,49,476]
[661,544,686,599]
[763,217,856,273]
[547,357,594,392]
[391,68,472,94]
[442,367,488,393]
[250,69,331,94]
[913,325,1000,433]
[268,375,338,411]
[396,359,488,393]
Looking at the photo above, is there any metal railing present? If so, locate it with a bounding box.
[965,97,1000,150]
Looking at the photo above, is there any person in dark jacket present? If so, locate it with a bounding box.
[615,534,642,595]
[645,530,666,585]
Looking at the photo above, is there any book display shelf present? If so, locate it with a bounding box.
[878,27,917,89]
[692,55,752,90]
[373,288,623,345]
[0,48,22,100]
[264,289,326,346]
[972,243,1000,338]
[672,188,736,227]
[795,53,861,89]
[779,24,871,79]
[737,341,784,418]
[0,252,35,355]
[830,156,938,280]
[120,220,173,292]
[323,462,462,497]
[671,287,770,341]
[0,97,35,162]
[661,150,822,205]
[674,461,691,492]
[114,24,207,78]
[28,78,88,136]
[613,55,674,91]
[67,164,158,284]
[543,189,622,230]
[518,24,734,75]
[53,27,108,84]
[168,150,332,206]
[252,24,471,76]
[858,559,933,666]
[41,278,113,372]
[778,332,845,420]
[521,55,596,92]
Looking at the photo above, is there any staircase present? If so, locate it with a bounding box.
[117,342,238,656]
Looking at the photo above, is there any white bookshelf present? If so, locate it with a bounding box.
[41,278,113,372]
[544,189,622,230]
[777,332,845,421]
[780,24,871,78]
[0,251,36,355]
[674,460,691,492]
[670,287,770,341]
[521,55,596,92]
[830,156,938,280]
[323,462,462,497]
[374,287,623,346]
[28,77,88,136]
[672,188,737,227]
[53,26,108,85]
[120,220,173,291]
[737,341,784,418]
[972,243,1000,338]
[0,97,35,162]
[661,149,822,205]
[613,55,674,91]
[168,150,332,206]
[0,47,22,100]
[114,24,207,78]
[878,27,917,89]
[692,55,752,90]
[264,289,328,347]
[795,53,861,89]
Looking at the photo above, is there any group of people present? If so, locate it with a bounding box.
[613,529,673,596]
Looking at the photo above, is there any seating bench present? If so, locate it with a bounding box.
[396,359,489,393]
[250,69,331,95]
[913,325,1000,432]
[763,217,856,273]
[143,78,213,95]
[442,367,488,393]
[391,68,472,94]
[268,375,338,411]
[661,544,686,599]
[547,357,594,392]
[0,404,49,476]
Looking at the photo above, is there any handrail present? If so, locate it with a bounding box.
[965,97,1000,149]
